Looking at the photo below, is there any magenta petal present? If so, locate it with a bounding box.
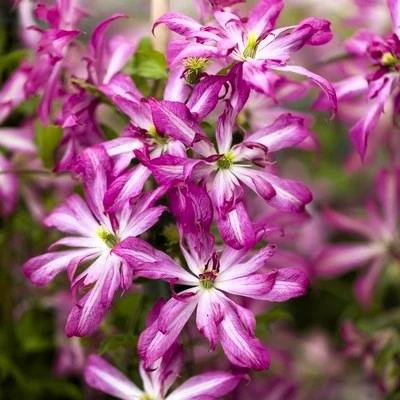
[388,0,400,34]
[354,257,385,308]
[71,146,112,225]
[66,255,121,337]
[272,64,337,115]
[23,249,97,286]
[167,371,241,400]
[104,164,151,212]
[246,0,283,36]
[113,237,196,284]
[187,75,228,121]
[196,291,224,351]
[218,297,270,370]
[245,113,311,152]
[259,268,309,301]
[84,355,142,399]
[149,98,205,146]
[153,12,203,37]
[138,292,199,368]
[217,203,256,250]
[316,244,385,277]
[349,76,395,160]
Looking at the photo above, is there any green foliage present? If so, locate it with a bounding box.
[35,122,63,169]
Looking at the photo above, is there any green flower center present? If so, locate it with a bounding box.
[141,395,154,400]
[243,32,259,59]
[96,226,118,248]
[217,152,235,170]
[199,271,218,289]
[381,52,399,67]
[148,125,168,146]
[183,57,209,84]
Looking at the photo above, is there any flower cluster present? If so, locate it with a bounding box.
[2,0,400,398]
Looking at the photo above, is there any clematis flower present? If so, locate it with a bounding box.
[139,66,313,249]
[315,168,400,307]
[155,0,337,109]
[316,0,400,159]
[113,183,308,370]
[85,342,241,400]
[101,71,227,211]
[23,147,166,336]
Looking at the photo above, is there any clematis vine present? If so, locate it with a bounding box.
[23,147,166,336]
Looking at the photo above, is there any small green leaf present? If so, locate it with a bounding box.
[134,49,168,80]
[35,122,63,169]
[0,49,29,81]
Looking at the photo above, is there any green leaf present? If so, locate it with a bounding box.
[0,49,29,81]
[35,122,63,169]
[134,49,168,80]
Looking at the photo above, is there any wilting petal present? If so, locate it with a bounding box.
[66,255,121,337]
[316,243,386,277]
[167,371,241,400]
[245,113,310,152]
[246,0,283,37]
[85,355,143,400]
[113,237,196,284]
[217,202,256,249]
[138,291,199,368]
[23,249,98,286]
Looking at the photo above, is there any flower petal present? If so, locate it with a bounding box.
[85,355,143,400]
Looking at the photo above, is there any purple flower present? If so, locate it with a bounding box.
[155,0,336,109]
[85,343,241,400]
[316,168,400,307]
[23,147,166,336]
[113,183,308,370]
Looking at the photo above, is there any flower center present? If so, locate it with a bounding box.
[381,52,399,67]
[96,226,118,248]
[217,152,235,169]
[243,32,259,59]
[199,253,220,290]
[148,125,168,146]
[141,395,154,400]
[183,57,209,84]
